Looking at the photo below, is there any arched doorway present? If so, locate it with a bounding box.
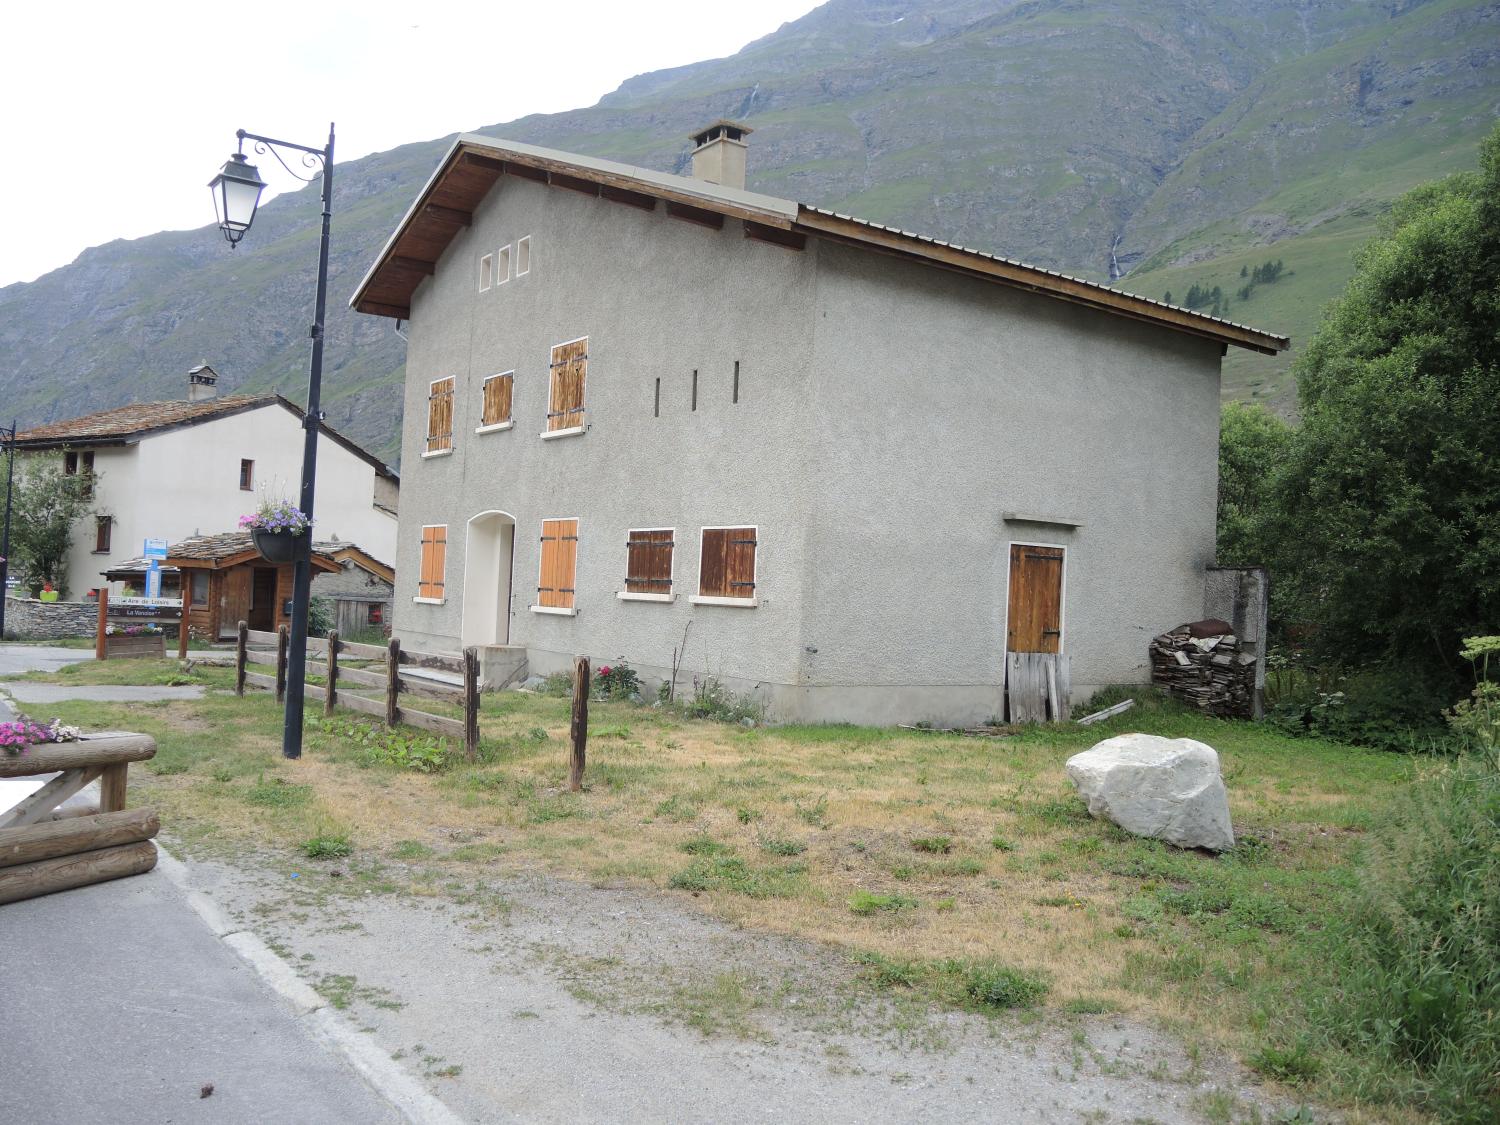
[462,511,515,647]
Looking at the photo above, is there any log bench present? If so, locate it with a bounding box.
[0,733,160,904]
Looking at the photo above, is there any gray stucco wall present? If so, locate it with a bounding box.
[392,175,819,695]
[792,245,1222,723]
[388,174,1223,723]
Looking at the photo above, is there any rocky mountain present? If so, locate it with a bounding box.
[3,0,1496,463]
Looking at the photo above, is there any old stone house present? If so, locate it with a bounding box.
[349,124,1286,723]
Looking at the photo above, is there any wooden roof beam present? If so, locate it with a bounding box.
[357,299,411,319]
[423,203,472,226]
[552,172,600,197]
[390,256,435,275]
[745,221,806,251]
[666,201,724,230]
[461,152,507,173]
[599,184,657,211]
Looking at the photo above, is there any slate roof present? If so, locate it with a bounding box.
[15,394,398,481]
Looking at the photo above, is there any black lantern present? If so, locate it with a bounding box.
[208,152,267,245]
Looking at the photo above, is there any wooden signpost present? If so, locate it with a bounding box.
[96,591,186,660]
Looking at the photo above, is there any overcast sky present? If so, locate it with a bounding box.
[0,0,817,289]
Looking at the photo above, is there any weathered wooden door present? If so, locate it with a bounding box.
[219,569,251,639]
[1006,545,1064,654]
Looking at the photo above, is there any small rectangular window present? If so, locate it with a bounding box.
[239,459,254,491]
[478,254,493,291]
[536,518,578,610]
[481,372,514,428]
[64,451,78,475]
[547,338,587,432]
[94,515,112,553]
[497,244,511,283]
[426,376,455,453]
[697,527,757,601]
[516,236,531,276]
[191,571,210,607]
[79,451,95,499]
[624,529,674,596]
[367,602,384,625]
[418,526,447,600]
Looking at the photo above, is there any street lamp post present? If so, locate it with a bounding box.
[0,419,16,641]
[210,125,335,760]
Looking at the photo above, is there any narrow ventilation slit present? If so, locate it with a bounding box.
[691,369,698,412]
[732,360,739,403]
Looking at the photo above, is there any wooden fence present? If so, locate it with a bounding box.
[0,732,160,904]
[234,624,480,760]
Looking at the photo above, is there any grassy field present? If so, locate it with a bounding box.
[12,659,1430,1117]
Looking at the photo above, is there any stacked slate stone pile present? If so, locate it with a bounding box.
[1150,619,1257,718]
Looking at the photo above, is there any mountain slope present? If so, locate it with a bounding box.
[2,0,1495,463]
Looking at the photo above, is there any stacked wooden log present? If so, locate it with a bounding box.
[1150,621,1257,719]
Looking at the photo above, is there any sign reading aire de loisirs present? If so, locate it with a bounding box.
[143,538,169,561]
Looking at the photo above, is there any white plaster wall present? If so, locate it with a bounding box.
[390,175,818,687]
[64,405,398,595]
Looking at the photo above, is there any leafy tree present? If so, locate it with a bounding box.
[1216,402,1292,568]
[1262,125,1500,674]
[3,454,95,598]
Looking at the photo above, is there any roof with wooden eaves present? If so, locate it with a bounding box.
[350,134,1288,357]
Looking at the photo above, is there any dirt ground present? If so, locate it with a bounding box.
[184,843,1302,1124]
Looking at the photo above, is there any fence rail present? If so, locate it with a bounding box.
[235,623,480,759]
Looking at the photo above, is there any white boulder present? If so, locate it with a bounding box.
[1065,733,1235,852]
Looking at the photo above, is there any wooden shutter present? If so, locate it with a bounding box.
[698,527,757,599]
[94,516,112,553]
[418,525,447,599]
[1006,545,1064,654]
[426,377,455,452]
[547,339,588,432]
[625,529,674,594]
[482,373,513,427]
[537,518,578,609]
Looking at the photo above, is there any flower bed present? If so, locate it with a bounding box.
[1,718,82,757]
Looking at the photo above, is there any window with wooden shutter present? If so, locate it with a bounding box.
[535,518,578,610]
[622,529,673,598]
[417,525,447,601]
[546,338,587,432]
[426,377,455,453]
[480,372,514,428]
[239,459,254,491]
[94,516,112,553]
[696,527,757,603]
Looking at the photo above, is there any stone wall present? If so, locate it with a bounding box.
[3,596,98,640]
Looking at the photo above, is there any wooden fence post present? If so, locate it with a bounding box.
[275,624,289,704]
[385,637,401,727]
[463,646,480,762]
[177,614,189,661]
[569,655,589,792]
[95,588,108,661]
[325,631,338,717]
[235,621,248,696]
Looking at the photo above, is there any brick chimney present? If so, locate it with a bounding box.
[689,121,753,190]
[187,364,219,402]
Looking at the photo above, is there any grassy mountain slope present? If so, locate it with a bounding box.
[1,0,1495,465]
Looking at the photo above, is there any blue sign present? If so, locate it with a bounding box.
[145,560,162,600]
[143,538,169,561]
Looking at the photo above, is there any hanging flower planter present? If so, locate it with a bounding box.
[251,527,299,562]
[240,499,312,562]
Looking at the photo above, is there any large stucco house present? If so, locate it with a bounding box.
[13,368,399,603]
[349,123,1285,724]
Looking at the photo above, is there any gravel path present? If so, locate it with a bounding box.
[183,847,1297,1124]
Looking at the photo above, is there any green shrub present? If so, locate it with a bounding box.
[759,837,806,857]
[1313,749,1500,1119]
[302,832,352,859]
[670,676,764,724]
[593,660,640,700]
[911,835,952,854]
[848,890,917,915]
[316,718,453,773]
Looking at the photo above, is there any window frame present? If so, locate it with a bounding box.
[691,524,759,607]
[543,336,588,438]
[478,253,493,291]
[190,570,210,607]
[477,370,516,433]
[424,376,456,457]
[497,243,512,284]
[516,235,531,277]
[531,516,580,616]
[415,524,448,603]
[93,515,112,554]
[239,458,254,491]
[618,527,675,603]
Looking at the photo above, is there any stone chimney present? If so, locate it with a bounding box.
[689,121,753,190]
[187,364,219,402]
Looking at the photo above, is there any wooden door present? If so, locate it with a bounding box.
[1006,545,1064,654]
[219,569,251,639]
